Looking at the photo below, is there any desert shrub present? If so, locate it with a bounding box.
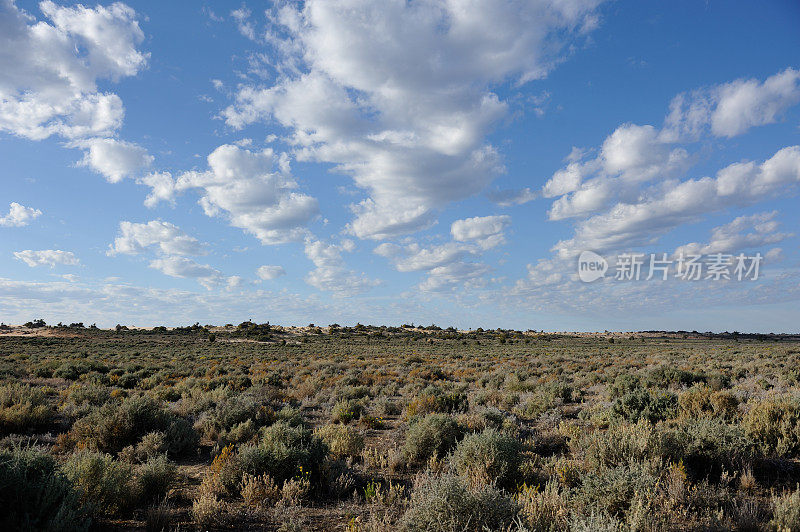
[517,480,568,531]
[315,424,364,459]
[448,428,522,488]
[331,399,364,424]
[164,417,199,458]
[646,366,703,389]
[404,390,468,419]
[133,431,166,462]
[679,386,739,421]
[207,421,327,494]
[743,398,800,458]
[608,374,641,399]
[710,390,740,420]
[212,419,257,456]
[62,450,136,515]
[68,396,196,457]
[574,462,660,518]
[240,473,280,507]
[402,414,462,464]
[656,418,756,480]
[191,493,226,529]
[136,455,176,503]
[280,475,312,506]
[612,389,677,423]
[0,446,90,531]
[399,473,517,531]
[771,486,800,531]
[0,383,54,434]
[571,420,653,469]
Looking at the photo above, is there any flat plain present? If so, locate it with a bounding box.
[2,323,800,531]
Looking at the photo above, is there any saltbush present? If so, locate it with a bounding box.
[448,428,522,488]
[402,414,462,464]
[399,473,517,531]
[0,446,90,531]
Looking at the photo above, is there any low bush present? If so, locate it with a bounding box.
[448,428,522,488]
[315,423,364,459]
[136,455,176,503]
[611,389,677,423]
[0,446,90,531]
[0,384,54,435]
[62,450,136,515]
[402,414,462,465]
[743,398,800,458]
[771,486,800,531]
[399,473,517,531]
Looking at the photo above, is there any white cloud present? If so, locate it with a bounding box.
[486,187,537,206]
[544,124,691,219]
[552,145,800,257]
[0,0,147,140]
[451,215,510,250]
[108,221,205,256]
[74,137,153,182]
[663,68,800,140]
[0,202,42,227]
[304,238,378,295]
[157,144,318,245]
[139,172,177,208]
[148,256,225,289]
[222,0,604,239]
[256,265,286,280]
[14,249,79,267]
[674,211,792,257]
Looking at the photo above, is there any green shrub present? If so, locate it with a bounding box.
[315,424,364,459]
[448,428,522,488]
[331,399,364,424]
[574,462,660,519]
[0,446,90,531]
[402,414,462,464]
[771,486,800,531]
[572,420,653,470]
[136,455,176,503]
[62,451,136,515]
[68,396,196,457]
[743,398,800,458]
[656,418,756,479]
[0,384,54,435]
[399,473,517,531]
[611,389,677,423]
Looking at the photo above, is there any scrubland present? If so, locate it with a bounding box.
[1,322,800,531]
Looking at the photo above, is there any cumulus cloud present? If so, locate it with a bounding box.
[14,249,79,267]
[108,221,205,256]
[0,202,41,227]
[0,0,147,140]
[552,145,800,258]
[221,0,604,239]
[451,215,510,250]
[148,144,318,244]
[543,124,691,219]
[304,238,378,295]
[674,211,792,257]
[375,214,509,291]
[74,137,153,182]
[663,68,800,140]
[486,187,537,206]
[148,256,226,289]
[256,265,285,280]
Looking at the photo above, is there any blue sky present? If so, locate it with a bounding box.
[1,0,799,331]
